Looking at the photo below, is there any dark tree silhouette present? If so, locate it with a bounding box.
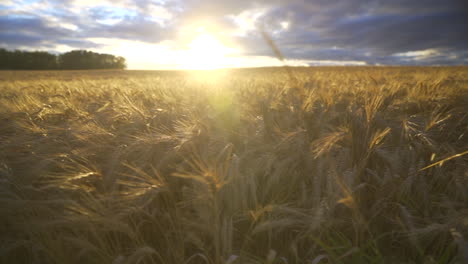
[0,49,126,70]
[0,49,58,70]
[58,50,126,70]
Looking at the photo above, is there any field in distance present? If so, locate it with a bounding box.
[1,67,467,263]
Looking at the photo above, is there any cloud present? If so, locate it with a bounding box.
[0,0,174,50]
[0,32,44,47]
[86,17,170,43]
[323,12,468,54]
[229,0,468,65]
[0,0,466,66]
[0,15,76,48]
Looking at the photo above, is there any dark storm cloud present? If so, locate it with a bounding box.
[0,15,73,47]
[86,17,170,43]
[1,0,467,65]
[0,14,102,49]
[0,32,43,46]
[323,12,468,55]
[56,39,102,49]
[229,0,468,64]
[0,16,62,36]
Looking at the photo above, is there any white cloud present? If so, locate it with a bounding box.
[228,8,268,36]
[0,0,15,5]
[393,49,441,60]
[280,21,289,30]
[96,18,122,25]
[308,60,367,66]
[40,13,80,31]
[146,4,173,21]
[4,0,51,13]
[68,0,128,7]
[60,23,79,31]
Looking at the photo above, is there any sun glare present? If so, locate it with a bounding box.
[181,33,235,70]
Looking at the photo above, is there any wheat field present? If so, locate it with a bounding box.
[1,67,467,263]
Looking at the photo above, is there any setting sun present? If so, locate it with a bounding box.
[181,32,235,70]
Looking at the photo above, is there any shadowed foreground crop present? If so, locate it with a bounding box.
[0,67,467,263]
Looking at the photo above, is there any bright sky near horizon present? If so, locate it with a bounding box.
[0,0,467,69]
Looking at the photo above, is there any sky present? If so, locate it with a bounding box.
[0,0,467,69]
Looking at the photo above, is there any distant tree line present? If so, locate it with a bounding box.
[0,49,126,70]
